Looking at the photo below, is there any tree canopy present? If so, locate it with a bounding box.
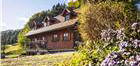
[1,30,21,45]
[27,3,66,25]
[79,1,138,41]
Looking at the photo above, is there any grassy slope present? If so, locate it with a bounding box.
[2,44,24,59]
[1,52,74,66]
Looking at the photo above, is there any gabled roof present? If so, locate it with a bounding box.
[25,18,78,36]
[61,8,71,16]
[54,15,65,22]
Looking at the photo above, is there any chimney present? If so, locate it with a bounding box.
[42,17,47,27]
[33,21,37,30]
[47,16,50,26]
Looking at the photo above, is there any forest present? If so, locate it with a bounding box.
[1,29,20,45]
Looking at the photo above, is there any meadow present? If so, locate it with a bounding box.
[1,52,74,66]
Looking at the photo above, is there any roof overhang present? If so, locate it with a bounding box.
[25,19,77,36]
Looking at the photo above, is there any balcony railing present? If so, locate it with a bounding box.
[25,40,48,51]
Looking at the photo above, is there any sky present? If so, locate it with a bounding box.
[0,0,68,31]
[136,2,140,11]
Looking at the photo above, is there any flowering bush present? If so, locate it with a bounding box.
[101,28,126,43]
[101,22,140,66]
[64,1,139,66]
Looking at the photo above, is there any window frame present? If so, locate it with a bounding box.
[52,33,59,42]
[63,32,70,41]
[65,15,70,21]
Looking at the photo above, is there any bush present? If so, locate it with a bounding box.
[56,52,88,66]
[18,24,31,51]
[72,1,138,66]
[101,22,140,66]
[79,1,137,41]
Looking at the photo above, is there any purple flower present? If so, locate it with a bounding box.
[108,60,116,66]
[136,54,140,61]
[125,59,129,65]
[101,29,116,42]
[131,23,138,30]
[116,28,125,40]
[122,52,131,56]
[132,39,140,48]
[130,61,139,66]
[101,22,140,66]
[101,58,110,66]
[119,41,128,50]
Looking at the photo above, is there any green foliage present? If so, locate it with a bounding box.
[17,23,31,55]
[56,52,87,66]
[50,3,66,17]
[79,2,137,41]
[28,3,66,24]
[18,24,31,49]
[80,0,137,4]
[3,44,24,56]
[1,43,24,58]
[61,1,139,66]
[28,11,47,25]
[68,0,80,8]
[1,30,20,45]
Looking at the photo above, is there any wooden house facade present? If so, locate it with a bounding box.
[25,9,80,53]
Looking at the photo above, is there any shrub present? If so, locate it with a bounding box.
[79,1,137,41]
[76,1,138,65]
[101,22,140,66]
[18,24,31,51]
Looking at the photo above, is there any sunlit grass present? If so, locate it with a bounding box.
[1,52,74,66]
[4,44,22,53]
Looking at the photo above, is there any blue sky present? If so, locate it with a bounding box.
[1,0,68,31]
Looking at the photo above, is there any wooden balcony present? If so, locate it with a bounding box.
[25,40,75,55]
[26,40,48,51]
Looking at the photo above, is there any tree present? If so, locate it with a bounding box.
[18,24,31,47]
[73,1,138,65]
[68,0,80,8]
[79,1,137,41]
[27,3,66,26]
[1,30,20,45]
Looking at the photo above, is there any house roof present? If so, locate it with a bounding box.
[54,15,65,22]
[25,18,78,36]
[61,8,71,16]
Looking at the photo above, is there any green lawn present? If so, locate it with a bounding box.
[1,52,74,66]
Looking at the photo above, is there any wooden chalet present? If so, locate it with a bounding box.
[25,9,80,54]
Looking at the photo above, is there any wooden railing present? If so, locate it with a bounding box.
[26,40,48,51]
[30,40,47,43]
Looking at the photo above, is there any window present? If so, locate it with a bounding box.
[65,15,70,21]
[42,37,45,40]
[63,33,69,41]
[43,22,47,27]
[35,38,37,42]
[42,37,45,44]
[52,34,59,42]
[47,22,50,26]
